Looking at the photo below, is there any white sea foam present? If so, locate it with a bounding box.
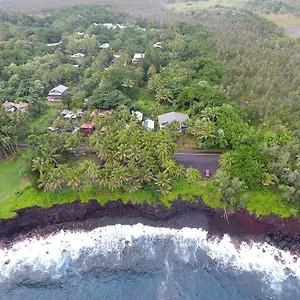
[0,224,299,292]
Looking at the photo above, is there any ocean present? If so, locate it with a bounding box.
[0,224,300,300]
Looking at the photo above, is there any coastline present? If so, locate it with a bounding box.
[1,199,300,254]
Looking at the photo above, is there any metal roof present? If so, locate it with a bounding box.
[158,112,189,125]
[48,85,68,95]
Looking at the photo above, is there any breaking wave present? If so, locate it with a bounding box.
[1,224,300,299]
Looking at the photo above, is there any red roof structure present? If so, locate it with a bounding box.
[80,122,95,134]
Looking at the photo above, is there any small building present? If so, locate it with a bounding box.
[132,53,145,64]
[64,112,77,119]
[116,24,126,30]
[60,109,71,116]
[3,101,28,112]
[153,42,162,49]
[143,119,155,130]
[99,109,113,115]
[47,85,68,102]
[80,122,95,134]
[102,23,114,29]
[71,53,85,59]
[158,112,189,131]
[77,109,84,117]
[100,43,110,49]
[114,52,121,58]
[47,42,61,47]
[132,111,143,121]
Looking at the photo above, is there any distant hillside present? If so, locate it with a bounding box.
[0,0,167,18]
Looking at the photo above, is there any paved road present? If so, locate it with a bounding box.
[173,153,220,177]
[14,142,220,175]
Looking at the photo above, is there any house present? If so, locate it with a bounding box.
[47,42,61,47]
[77,109,84,117]
[153,42,162,49]
[71,53,85,59]
[3,101,28,112]
[116,24,126,30]
[64,112,77,119]
[132,111,143,121]
[47,126,55,132]
[114,52,121,58]
[99,109,113,115]
[60,109,71,116]
[80,122,95,134]
[143,119,155,130]
[47,85,68,102]
[158,112,189,131]
[132,53,145,64]
[99,43,110,49]
[102,23,114,29]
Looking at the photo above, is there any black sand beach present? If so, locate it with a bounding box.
[1,199,300,255]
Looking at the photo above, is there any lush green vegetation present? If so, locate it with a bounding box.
[1,3,300,220]
[0,156,29,202]
[0,178,203,219]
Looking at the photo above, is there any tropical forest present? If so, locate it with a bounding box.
[1,0,300,220]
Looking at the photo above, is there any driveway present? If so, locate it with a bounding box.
[173,152,220,177]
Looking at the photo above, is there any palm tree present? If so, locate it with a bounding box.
[154,172,171,196]
[67,169,82,190]
[186,168,201,183]
[80,161,100,182]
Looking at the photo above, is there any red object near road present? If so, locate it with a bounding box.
[205,169,210,178]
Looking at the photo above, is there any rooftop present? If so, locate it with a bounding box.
[158,112,189,125]
[48,85,68,95]
[81,122,95,129]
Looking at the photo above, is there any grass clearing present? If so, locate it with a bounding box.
[0,157,30,202]
[30,108,60,130]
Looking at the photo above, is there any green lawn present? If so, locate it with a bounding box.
[30,108,59,130]
[0,157,30,202]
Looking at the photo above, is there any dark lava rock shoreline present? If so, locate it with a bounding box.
[0,199,300,254]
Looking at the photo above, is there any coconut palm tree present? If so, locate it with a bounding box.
[186,168,201,183]
[154,172,171,196]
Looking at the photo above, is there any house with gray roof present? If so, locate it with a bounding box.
[158,112,189,131]
[3,101,29,112]
[47,85,68,102]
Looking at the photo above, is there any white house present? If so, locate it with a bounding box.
[99,43,110,49]
[60,109,71,116]
[47,42,61,47]
[154,42,162,49]
[64,112,77,119]
[71,53,85,58]
[102,23,114,29]
[143,119,155,130]
[132,111,143,121]
[132,53,145,64]
[158,112,189,131]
